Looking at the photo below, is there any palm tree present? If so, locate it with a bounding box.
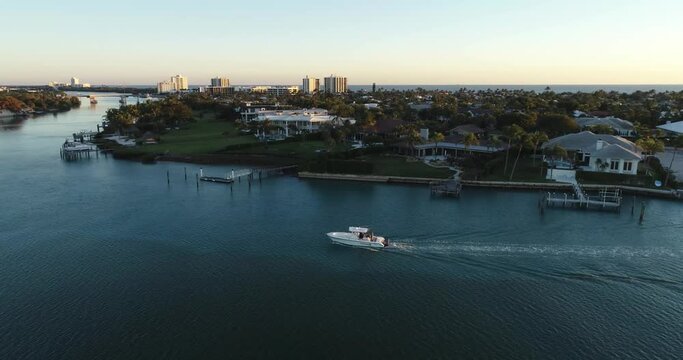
[431,132,445,159]
[529,131,549,166]
[664,135,683,187]
[509,129,531,181]
[503,124,524,175]
[463,133,479,154]
[488,135,502,153]
[636,136,665,166]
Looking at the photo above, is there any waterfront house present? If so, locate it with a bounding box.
[575,116,635,136]
[449,124,485,136]
[415,134,507,158]
[541,131,642,175]
[246,108,355,138]
[657,120,683,136]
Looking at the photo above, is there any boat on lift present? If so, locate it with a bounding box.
[327,227,389,249]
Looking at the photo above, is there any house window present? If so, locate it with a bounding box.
[623,162,632,172]
[610,160,619,170]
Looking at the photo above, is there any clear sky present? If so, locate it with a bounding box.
[2,0,682,85]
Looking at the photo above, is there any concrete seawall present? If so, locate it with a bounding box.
[297,172,682,200]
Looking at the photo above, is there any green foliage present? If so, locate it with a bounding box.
[0,90,80,112]
[537,114,579,137]
[585,124,615,135]
[636,136,665,155]
[104,97,193,132]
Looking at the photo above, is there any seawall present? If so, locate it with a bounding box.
[297,172,682,200]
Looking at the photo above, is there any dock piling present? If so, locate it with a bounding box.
[639,202,645,224]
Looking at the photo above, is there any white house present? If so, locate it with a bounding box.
[657,120,683,136]
[575,116,635,137]
[247,108,354,137]
[542,131,642,175]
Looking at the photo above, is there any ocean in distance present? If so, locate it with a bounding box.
[0,95,682,359]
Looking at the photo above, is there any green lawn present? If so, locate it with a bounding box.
[477,156,548,182]
[226,140,351,160]
[134,116,257,155]
[361,155,454,178]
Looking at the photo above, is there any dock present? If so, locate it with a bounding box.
[198,165,298,185]
[430,179,462,197]
[544,183,622,211]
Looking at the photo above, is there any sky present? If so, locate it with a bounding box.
[2,0,683,86]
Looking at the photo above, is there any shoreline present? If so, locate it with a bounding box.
[298,172,683,200]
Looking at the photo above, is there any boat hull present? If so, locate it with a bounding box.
[327,232,386,249]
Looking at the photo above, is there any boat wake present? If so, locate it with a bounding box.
[385,239,682,290]
[386,240,679,259]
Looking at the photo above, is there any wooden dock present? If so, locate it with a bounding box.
[430,179,462,197]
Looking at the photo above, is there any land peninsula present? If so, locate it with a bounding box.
[96,88,683,190]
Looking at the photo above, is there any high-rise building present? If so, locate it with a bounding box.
[303,76,319,94]
[210,77,230,87]
[323,75,347,94]
[70,77,80,87]
[171,74,189,91]
[157,80,176,94]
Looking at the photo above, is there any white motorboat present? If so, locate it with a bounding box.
[327,227,389,249]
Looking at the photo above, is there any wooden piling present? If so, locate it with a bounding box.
[167,170,170,185]
[184,167,187,181]
[639,202,645,224]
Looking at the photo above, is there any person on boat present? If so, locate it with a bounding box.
[358,232,363,239]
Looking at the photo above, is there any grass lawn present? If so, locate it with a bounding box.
[474,155,549,182]
[227,140,351,160]
[133,116,257,155]
[361,155,454,178]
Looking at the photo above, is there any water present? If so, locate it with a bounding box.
[1,97,682,359]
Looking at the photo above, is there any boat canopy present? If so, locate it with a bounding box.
[349,226,369,233]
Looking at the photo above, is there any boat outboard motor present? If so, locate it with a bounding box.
[384,237,389,247]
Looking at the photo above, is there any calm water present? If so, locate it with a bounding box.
[1,97,682,359]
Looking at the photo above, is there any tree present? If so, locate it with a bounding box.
[636,136,665,166]
[503,124,524,175]
[585,124,615,135]
[537,114,579,137]
[431,132,445,159]
[487,135,502,153]
[664,135,683,187]
[509,129,531,181]
[636,136,665,155]
[528,131,549,166]
[463,133,479,153]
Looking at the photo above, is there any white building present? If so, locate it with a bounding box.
[157,80,176,94]
[324,75,348,94]
[303,76,320,94]
[245,108,354,138]
[575,116,635,137]
[657,120,683,136]
[210,77,230,87]
[541,131,642,175]
[171,75,189,91]
[157,74,189,94]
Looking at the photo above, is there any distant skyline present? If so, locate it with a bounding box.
[2,0,683,85]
